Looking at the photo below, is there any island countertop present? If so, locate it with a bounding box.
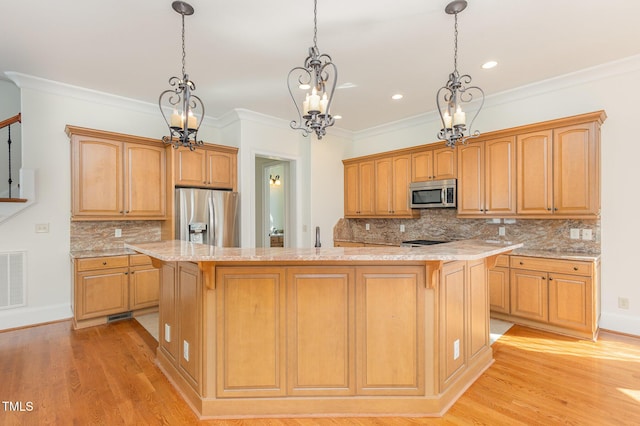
[125,239,522,263]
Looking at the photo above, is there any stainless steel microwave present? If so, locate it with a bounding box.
[409,179,457,208]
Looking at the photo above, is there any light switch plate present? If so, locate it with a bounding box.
[582,229,592,240]
[115,228,122,238]
[35,223,49,233]
[570,229,580,239]
[498,227,506,236]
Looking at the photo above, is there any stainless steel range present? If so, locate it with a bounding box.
[400,239,450,247]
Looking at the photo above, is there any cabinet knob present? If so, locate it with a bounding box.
[549,277,553,281]
[124,272,128,275]
[573,266,579,271]
[542,276,546,280]
[125,210,130,214]
[102,261,107,265]
[547,208,552,211]
[519,261,524,265]
[554,208,558,211]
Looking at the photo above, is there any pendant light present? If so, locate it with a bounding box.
[159,1,205,151]
[436,0,485,148]
[287,0,337,140]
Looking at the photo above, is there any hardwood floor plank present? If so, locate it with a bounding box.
[0,321,638,425]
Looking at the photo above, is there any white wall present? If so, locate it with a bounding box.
[347,56,640,336]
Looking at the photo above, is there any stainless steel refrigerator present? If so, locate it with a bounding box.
[175,188,240,247]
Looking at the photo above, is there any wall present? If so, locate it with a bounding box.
[0,80,21,197]
[344,55,640,336]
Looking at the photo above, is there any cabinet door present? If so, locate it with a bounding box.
[216,267,287,397]
[75,267,129,320]
[391,154,413,216]
[129,265,160,310]
[374,157,393,215]
[553,123,599,215]
[206,150,236,189]
[517,130,553,215]
[358,161,376,216]
[548,273,591,331]
[484,137,516,215]
[411,150,433,182]
[489,266,510,314]
[344,163,360,216]
[124,143,166,218]
[356,266,424,396]
[440,261,466,388]
[433,147,456,180]
[177,262,202,392]
[510,269,548,322]
[159,262,178,364]
[175,147,207,187]
[457,142,484,214]
[286,267,355,396]
[71,138,123,217]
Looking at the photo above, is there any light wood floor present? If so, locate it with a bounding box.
[1,319,639,425]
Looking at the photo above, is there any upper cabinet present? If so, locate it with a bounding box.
[174,145,237,190]
[67,126,166,220]
[457,137,516,216]
[344,160,375,217]
[516,120,601,218]
[411,144,456,182]
[375,154,414,217]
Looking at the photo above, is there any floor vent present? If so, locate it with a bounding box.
[0,251,26,310]
[108,311,132,322]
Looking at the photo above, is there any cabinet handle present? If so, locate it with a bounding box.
[124,272,128,275]
[119,211,124,214]
[125,210,130,214]
[573,266,579,271]
[519,261,524,265]
[549,277,553,281]
[547,208,552,211]
[542,276,546,280]
[554,208,558,211]
[102,261,107,265]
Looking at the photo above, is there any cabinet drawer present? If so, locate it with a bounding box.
[129,254,153,267]
[510,256,591,276]
[76,255,129,271]
[494,255,510,268]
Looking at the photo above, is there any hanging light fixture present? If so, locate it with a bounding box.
[159,1,204,151]
[269,175,282,186]
[287,0,337,140]
[436,0,484,148]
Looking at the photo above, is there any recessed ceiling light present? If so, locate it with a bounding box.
[391,94,404,100]
[482,61,498,69]
[333,115,342,120]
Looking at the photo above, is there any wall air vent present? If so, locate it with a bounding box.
[0,251,26,310]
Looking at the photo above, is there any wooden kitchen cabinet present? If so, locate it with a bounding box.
[159,262,178,365]
[517,121,601,218]
[173,145,237,190]
[374,154,416,217]
[491,255,599,340]
[457,137,516,216]
[176,262,202,393]
[67,126,167,220]
[488,255,510,314]
[72,254,160,329]
[411,143,456,182]
[344,160,375,217]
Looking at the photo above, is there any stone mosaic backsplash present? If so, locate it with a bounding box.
[70,221,162,251]
[333,209,600,253]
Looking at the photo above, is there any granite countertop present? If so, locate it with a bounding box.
[70,248,138,259]
[125,239,523,263]
[511,248,600,262]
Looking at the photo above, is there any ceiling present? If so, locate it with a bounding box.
[2,0,640,132]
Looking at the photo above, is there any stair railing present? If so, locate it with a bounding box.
[0,113,23,202]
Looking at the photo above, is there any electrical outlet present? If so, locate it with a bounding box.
[498,226,506,236]
[570,228,580,239]
[582,229,592,240]
[618,297,629,309]
[115,228,122,238]
[504,218,516,224]
[400,224,405,233]
[365,223,370,231]
[35,223,49,233]
[164,324,171,342]
[183,340,190,361]
[453,339,460,360]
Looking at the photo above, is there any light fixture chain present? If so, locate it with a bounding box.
[453,12,458,74]
[313,0,318,49]
[181,12,186,77]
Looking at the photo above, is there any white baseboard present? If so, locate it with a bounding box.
[600,311,640,337]
[0,303,72,331]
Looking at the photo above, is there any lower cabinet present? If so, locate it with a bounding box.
[73,254,159,329]
[488,255,510,314]
[490,254,599,339]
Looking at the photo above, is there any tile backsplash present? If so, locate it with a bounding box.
[71,221,162,251]
[333,209,600,253]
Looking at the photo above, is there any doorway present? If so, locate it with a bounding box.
[255,157,292,248]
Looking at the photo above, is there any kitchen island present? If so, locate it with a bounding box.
[126,239,522,419]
